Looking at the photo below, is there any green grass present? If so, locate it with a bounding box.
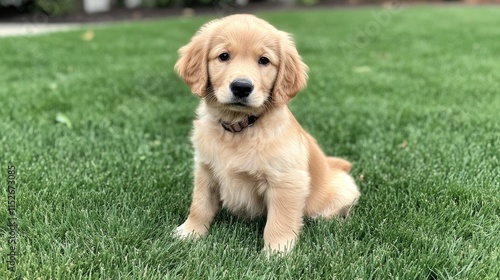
[1,6,499,279]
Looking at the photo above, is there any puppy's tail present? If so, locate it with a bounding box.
[327,157,352,173]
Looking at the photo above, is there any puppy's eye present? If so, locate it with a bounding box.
[218,53,230,62]
[258,57,270,65]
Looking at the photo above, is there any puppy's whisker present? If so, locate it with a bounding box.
[261,98,273,114]
[204,88,218,106]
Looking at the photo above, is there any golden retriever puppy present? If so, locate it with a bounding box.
[174,14,360,255]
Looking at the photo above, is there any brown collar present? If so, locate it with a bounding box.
[219,115,259,133]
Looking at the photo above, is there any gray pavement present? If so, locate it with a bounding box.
[0,23,81,37]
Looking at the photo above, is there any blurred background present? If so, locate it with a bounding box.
[1,0,499,24]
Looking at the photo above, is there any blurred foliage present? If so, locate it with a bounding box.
[298,0,319,6]
[27,0,241,13]
[1,0,459,17]
[142,0,235,7]
[34,0,77,16]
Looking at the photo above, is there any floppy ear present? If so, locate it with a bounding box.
[272,32,309,105]
[174,21,217,97]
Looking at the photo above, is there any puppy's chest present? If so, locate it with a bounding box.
[213,153,270,218]
[194,123,275,173]
[217,169,269,218]
[195,129,274,217]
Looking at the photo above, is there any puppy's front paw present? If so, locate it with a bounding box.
[173,221,208,240]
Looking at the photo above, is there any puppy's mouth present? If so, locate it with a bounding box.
[228,102,248,107]
[222,101,253,112]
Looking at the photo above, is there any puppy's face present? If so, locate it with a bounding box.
[207,28,279,113]
[175,15,308,115]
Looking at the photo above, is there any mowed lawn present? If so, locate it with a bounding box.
[1,6,499,279]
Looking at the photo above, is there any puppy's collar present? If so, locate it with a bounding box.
[219,115,259,133]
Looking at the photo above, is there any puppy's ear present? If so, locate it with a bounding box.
[272,32,309,105]
[174,21,217,97]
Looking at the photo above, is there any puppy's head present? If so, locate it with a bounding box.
[175,15,308,114]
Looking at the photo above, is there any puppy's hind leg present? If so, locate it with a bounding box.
[318,157,360,218]
[327,172,360,218]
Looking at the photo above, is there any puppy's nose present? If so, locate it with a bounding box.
[230,79,253,98]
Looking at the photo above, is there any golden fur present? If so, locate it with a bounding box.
[174,14,360,255]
